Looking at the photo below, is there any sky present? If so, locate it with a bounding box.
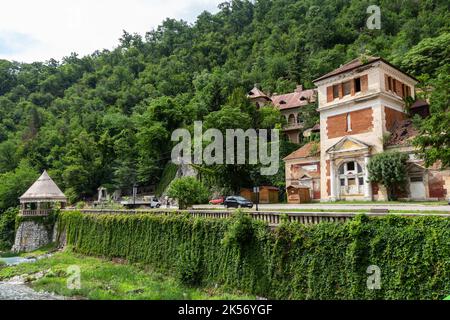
[0,0,222,63]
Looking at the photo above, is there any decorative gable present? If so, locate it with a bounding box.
[326,136,371,155]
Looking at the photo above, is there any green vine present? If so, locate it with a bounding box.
[57,211,450,300]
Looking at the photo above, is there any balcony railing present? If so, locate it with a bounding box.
[20,209,52,217]
[283,123,304,131]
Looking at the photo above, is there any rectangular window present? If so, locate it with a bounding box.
[346,113,352,132]
[358,177,364,186]
[410,176,423,182]
[354,78,361,93]
[333,85,339,99]
[346,161,355,171]
[343,81,351,96]
[406,86,411,97]
[348,178,356,186]
[340,179,345,186]
[388,77,392,91]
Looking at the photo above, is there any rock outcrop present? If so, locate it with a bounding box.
[12,221,51,253]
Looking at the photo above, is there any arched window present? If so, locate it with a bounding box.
[288,114,296,125]
[338,161,364,195]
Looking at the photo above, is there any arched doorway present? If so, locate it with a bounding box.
[338,161,364,196]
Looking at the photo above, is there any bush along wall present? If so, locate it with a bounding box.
[58,211,450,299]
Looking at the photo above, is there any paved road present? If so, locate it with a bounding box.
[0,280,64,300]
[193,203,450,212]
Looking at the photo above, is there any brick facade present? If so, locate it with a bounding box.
[384,106,406,132]
[428,172,447,199]
[326,107,373,139]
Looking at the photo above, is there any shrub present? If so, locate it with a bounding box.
[177,243,203,286]
[0,207,18,250]
[167,177,209,209]
[222,210,258,248]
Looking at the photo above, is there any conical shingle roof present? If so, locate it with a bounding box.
[19,170,67,203]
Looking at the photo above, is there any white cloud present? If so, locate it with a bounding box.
[0,0,222,63]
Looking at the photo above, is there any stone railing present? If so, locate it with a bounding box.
[20,209,52,217]
[283,123,304,131]
[63,209,450,227]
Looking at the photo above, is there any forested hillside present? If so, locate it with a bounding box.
[0,0,449,208]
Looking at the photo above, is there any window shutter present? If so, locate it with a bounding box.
[395,80,402,97]
[327,86,333,102]
[361,75,368,92]
[351,79,355,96]
[384,74,389,92]
[338,83,343,98]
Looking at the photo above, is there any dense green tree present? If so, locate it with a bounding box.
[0,160,39,212]
[368,152,409,200]
[0,0,447,204]
[0,207,18,250]
[413,67,450,168]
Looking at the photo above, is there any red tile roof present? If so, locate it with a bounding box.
[283,142,320,160]
[386,119,418,146]
[271,89,316,110]
[313,56,381,83]
[247,87,270,100]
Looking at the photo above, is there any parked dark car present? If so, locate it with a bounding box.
[224,196,253,208]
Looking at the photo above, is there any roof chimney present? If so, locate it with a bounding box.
[295,84,303,92]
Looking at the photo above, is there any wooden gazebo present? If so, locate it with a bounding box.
[19,170,67,216]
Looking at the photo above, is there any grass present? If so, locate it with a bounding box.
[0,249,255,300]
[20,243,58,258]
[0,251,18,258]
[0,243,58,258]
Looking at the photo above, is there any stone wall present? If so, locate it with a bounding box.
[12,220,51,253]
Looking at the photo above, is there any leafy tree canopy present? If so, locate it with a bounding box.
[0,0,447,204]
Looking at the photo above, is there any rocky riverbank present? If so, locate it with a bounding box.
[0,274,65,300]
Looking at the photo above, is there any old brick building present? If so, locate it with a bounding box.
[247,85,316,143]
[284,56,449,201]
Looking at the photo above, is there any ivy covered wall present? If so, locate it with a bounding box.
[59,211,450,299]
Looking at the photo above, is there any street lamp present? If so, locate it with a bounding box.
[133,183,137,207]
[253,186,260,211]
